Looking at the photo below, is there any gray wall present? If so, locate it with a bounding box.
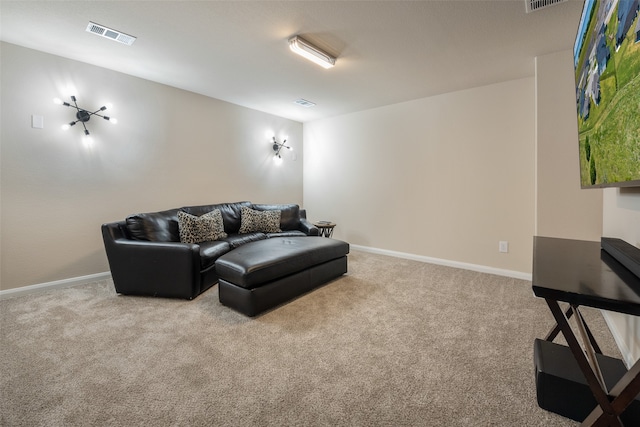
[0,42,303,290]
[303,78,537,275]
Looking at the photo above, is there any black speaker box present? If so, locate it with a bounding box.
[534,339,640,424]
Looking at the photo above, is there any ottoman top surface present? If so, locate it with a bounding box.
[215,237,349,289]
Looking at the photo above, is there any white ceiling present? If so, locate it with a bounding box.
[0,0,584,123]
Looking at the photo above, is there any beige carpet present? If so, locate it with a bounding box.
[1,250,620,426]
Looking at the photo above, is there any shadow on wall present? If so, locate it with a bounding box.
[618,187,640,212]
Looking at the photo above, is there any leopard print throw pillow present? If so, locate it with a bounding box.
[177,209,227,244]
[238,207,281,234]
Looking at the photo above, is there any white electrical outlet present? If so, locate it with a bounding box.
[499,241,509,253]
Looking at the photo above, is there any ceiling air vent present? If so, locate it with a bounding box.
[525,0,567,13]
[294,99,316,107]
[86,22,136,46]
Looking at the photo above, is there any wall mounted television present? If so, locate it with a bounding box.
[573,0,640,188]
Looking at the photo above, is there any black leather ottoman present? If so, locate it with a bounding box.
[215,237,349,316]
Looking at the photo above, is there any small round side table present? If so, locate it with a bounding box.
[313,221,336,238]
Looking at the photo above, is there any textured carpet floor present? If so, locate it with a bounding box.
[0,250,620,426]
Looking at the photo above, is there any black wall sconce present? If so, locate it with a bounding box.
[272,136,292,165]
[54,96,117,136]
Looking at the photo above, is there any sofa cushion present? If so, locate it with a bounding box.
[239,207,281,233]
[177,209,227,244]
[182,201,251,235]
[223,232,267,249]
[251,204,300,231]
[126,209,180,242]
[198,240,232,270]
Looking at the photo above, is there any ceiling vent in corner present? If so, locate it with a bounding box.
[294,99,316,108]
[525,0,568,13]
[86,22,136,46]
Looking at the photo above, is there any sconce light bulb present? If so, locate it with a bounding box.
[82,135,94,148]
[274,155,283,166]
[53,97,63,105]
[61,124,70,131]
[110,118,118,125]
[84,129,90,136]
[69,122,76,127]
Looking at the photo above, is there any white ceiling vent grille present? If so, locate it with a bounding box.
[525,0,568,13]
[294,99,316,107]
[86,22,136,46]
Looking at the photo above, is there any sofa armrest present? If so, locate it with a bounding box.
[101,222,202,299]
[299,217,319,236]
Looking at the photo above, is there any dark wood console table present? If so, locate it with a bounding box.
[532,236,640,426]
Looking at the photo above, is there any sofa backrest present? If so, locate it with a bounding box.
[251,204,300,231]
[124,201,302,241]
[126,208,181,242]
[181,201,251,235]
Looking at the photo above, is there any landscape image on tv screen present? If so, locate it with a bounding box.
[574,0,640,188]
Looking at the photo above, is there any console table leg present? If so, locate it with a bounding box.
[545,305,573,341]
[581,361,640,426]
[545,299,617,423]
[545,305,602,354]
[581,408,622,427]
[573,305,607,392]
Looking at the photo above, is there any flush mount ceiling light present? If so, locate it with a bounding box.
[288,36,336,69]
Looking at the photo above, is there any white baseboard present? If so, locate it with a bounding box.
[0,272,112,300]
[350,244,532,281]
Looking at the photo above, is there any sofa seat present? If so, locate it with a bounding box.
[266,230,307,238]
[198,240,232,269]
[201,232,310,268]
[222,232,266,249]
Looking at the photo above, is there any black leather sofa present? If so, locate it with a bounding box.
[101,201,319,300]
